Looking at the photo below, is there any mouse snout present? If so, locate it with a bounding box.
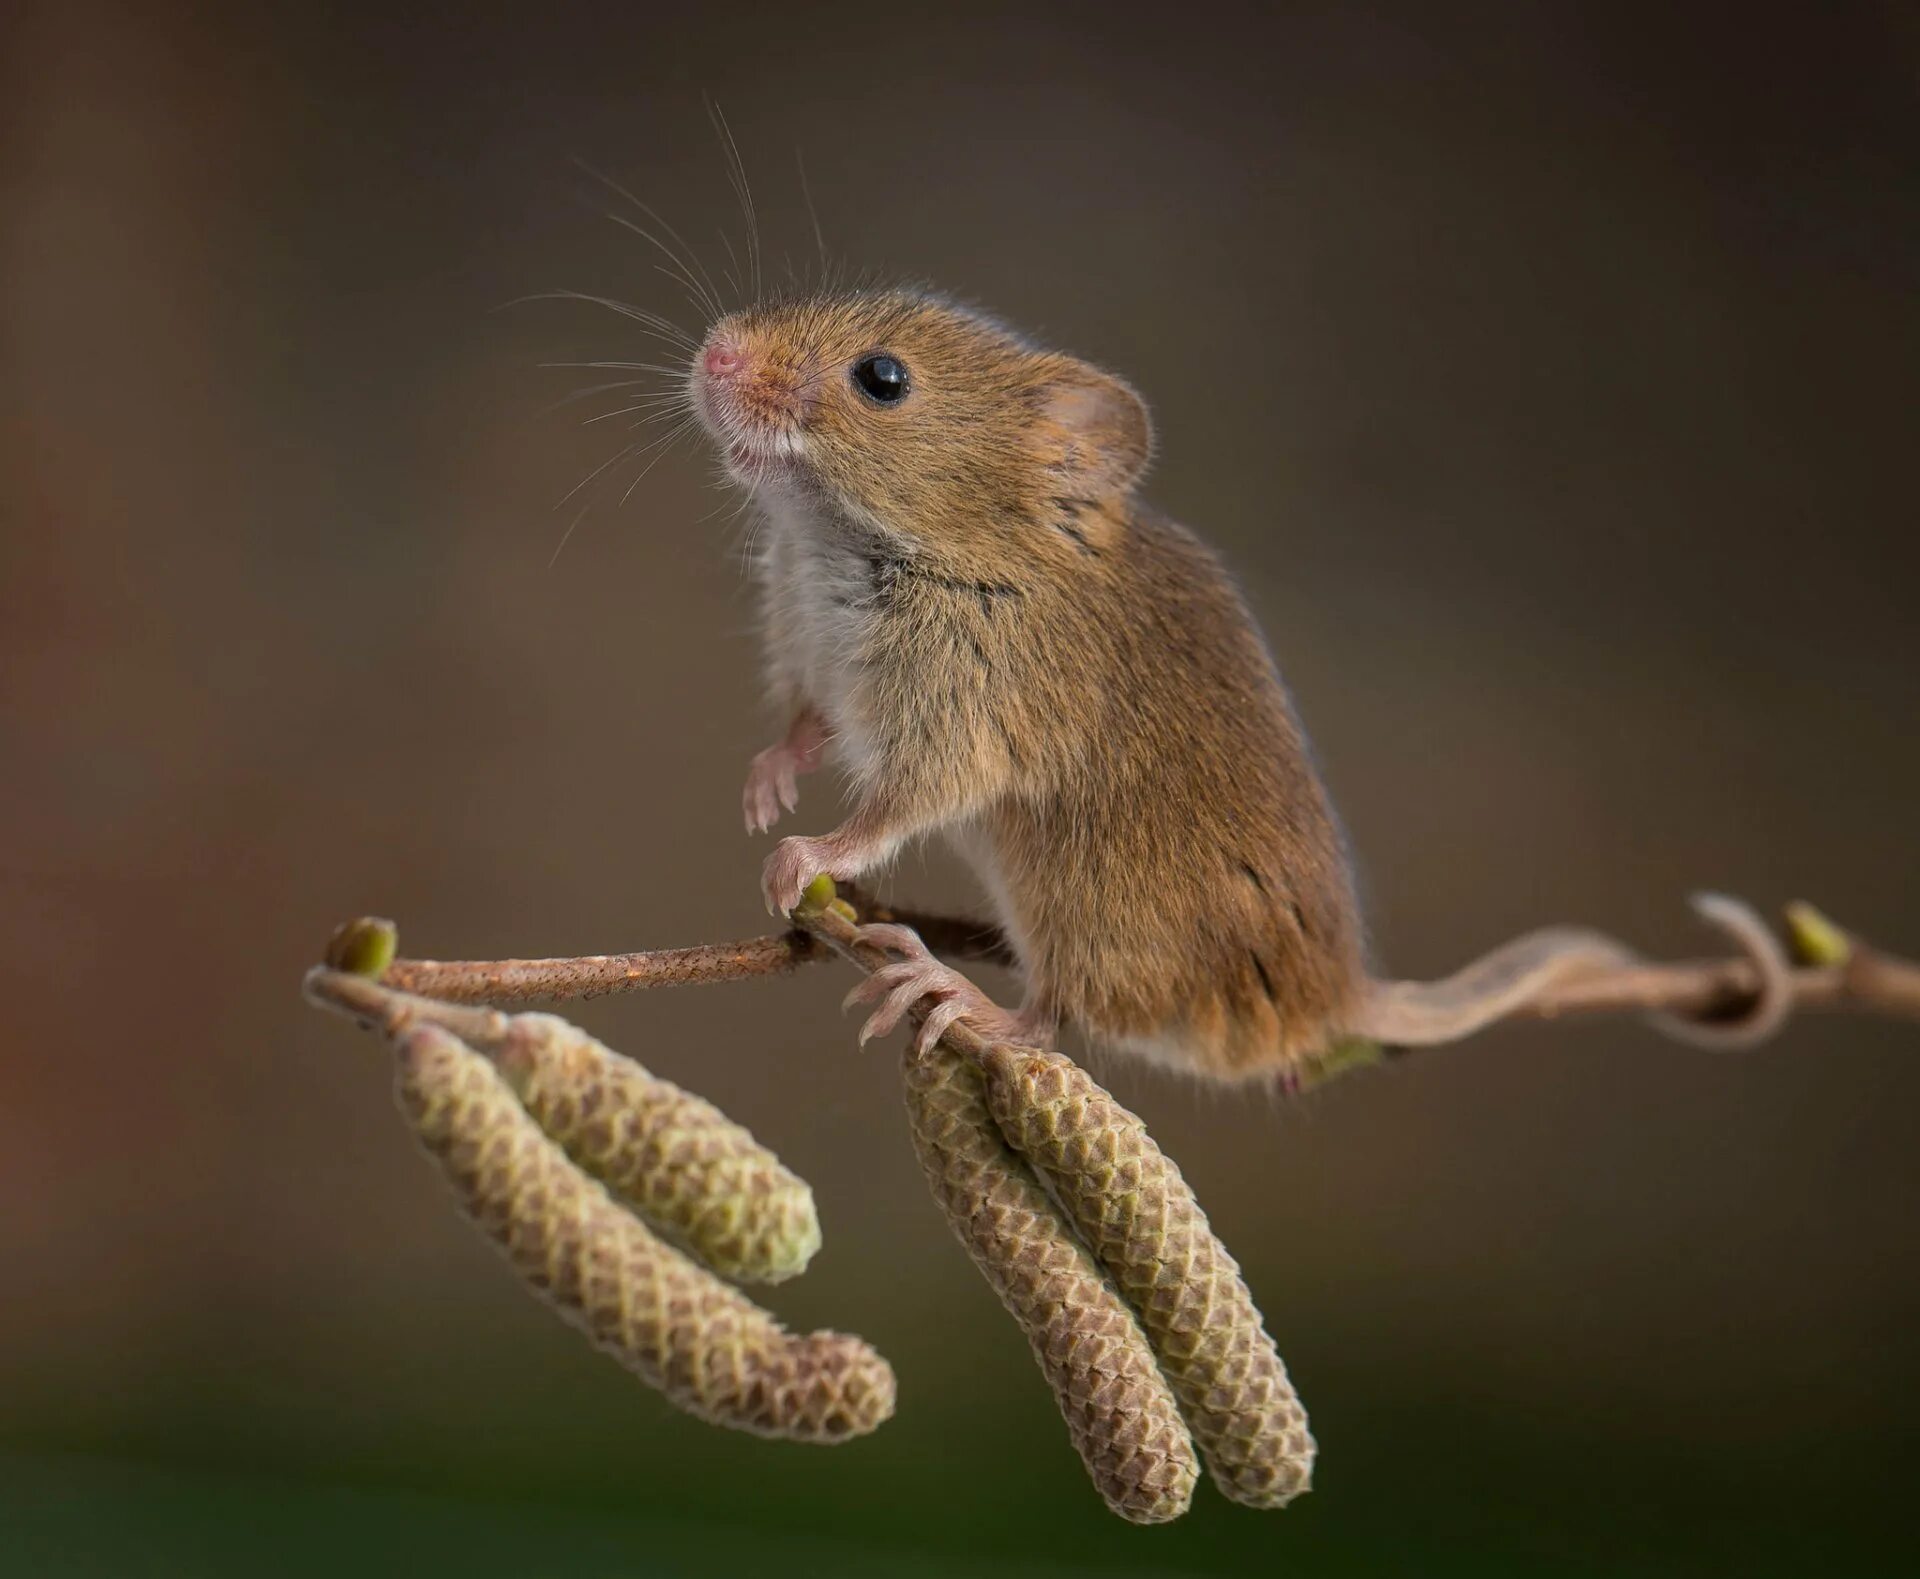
[695,332,756,431]
[695,329,814,445]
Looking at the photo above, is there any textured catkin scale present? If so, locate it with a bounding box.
[489,1013,821,1283]
[396,1023,894,1443]
[901,1043,1199,1524]
[976,1044,1315,1509]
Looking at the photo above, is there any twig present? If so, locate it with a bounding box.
[375,932,823,1003]
[833,882,1018,969]
[349,897,1920,1064]
[359,882,1014,1006]
[1492,950,1920,1024]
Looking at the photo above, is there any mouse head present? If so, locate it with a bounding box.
[692,290,1152,556]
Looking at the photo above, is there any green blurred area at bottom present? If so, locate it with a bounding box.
[3,1388,1915,1579]
[6,1449,1115,1579]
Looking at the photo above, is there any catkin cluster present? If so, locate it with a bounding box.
[305,943,892,1446]
[895,1032,1313,1515]
[803,885,1312,1519]
[901,1044,1200,1523]
[975,1043,1315,1507]
[397,1022,892,1442]
[491,1013,821,1283]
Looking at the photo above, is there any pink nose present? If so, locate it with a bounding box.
[704,342,743,379]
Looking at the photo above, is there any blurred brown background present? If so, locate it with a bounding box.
[3,2,1916,1574]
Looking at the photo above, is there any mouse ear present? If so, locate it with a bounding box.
[1032,358,1154,500]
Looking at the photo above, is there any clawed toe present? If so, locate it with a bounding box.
[914,996,974,1054]
[840,955,995,1050]
[838,920,1027,1052]
[744,787,773,835]
[743,747,807,835]
[761,837,828,916]
[870,976,935,1043]
[853,922,933,961]
[843,962,946,1044]
[840,960,919,1014]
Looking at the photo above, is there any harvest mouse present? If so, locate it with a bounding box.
[688,288,1784,1081]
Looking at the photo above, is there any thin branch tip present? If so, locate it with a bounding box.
[314,886,1917,1091]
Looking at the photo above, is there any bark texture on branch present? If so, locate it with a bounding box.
[343,895,1920,1069]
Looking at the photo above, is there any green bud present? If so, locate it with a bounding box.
[1784,901,1850,967]
[324,916,397,977]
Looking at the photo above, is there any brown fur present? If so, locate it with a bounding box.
[693,289,1631,1081]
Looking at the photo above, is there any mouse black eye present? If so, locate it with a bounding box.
[851,352,910,405]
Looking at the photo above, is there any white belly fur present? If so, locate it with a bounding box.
[753,490,880,780]
[756,492,1032,985]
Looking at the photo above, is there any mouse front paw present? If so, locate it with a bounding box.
[762,836,834,916]
[742,713,829,836]
[742,746,801,835]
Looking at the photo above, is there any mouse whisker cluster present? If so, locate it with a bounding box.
[539,134,863,561]
[526,285,705,563]
[533,158,759,556]
[573,156,729,323]
[523,290,698,355]
[545,415,699,566]
[534,375,681,420]
[578,394,696,429]
[707,98,762,307]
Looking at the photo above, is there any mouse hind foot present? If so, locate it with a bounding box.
[845,923,1053,1054]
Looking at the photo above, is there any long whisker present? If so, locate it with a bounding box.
[581,394,694,427]
[539,357,688,376]
[593,213,715,322]
[708,98,761,304]
[795,147,828,283]
[734,483,768,579]
[516,289,697,353]
[552,402,694,511]
[538,377,677,420]
[548,417,696,568]
[571,157,727,321]
[506,291,691,345]
[616,416,697,507]
[551,434,650,512]
[625,407,696,431]
[716,229,744,307]
[645,264,714,322]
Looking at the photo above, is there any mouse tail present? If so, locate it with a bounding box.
[1346,894,1793,1049]
[1350,925,1634,1046]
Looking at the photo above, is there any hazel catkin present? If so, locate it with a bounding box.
[976,1042,1314,1509]
[901,1042,1199,1523]
[396,1021,893,1443]
[488,1012,820,1283]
